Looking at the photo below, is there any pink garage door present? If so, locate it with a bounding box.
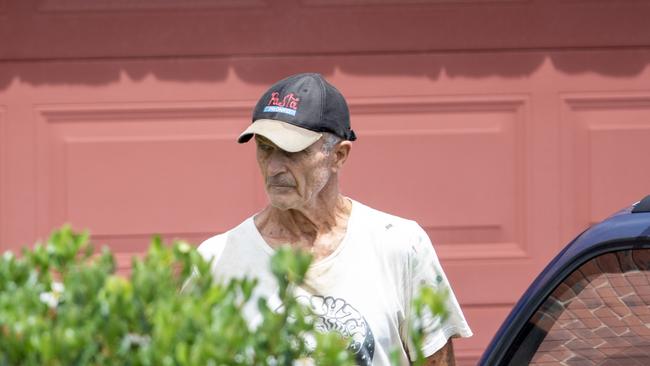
[2,1,650,364]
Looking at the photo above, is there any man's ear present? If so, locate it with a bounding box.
[332,141,352,173]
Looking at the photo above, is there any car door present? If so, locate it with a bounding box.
[480,198,650,366]
[508,247,650,365]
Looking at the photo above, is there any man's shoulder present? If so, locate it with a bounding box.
[350,199,432,261]
[351,200,436,278]
[196,231,228,259]
[351,199,423,235]
[196,217,254,260]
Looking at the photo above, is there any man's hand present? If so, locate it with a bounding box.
[424,339,455,366]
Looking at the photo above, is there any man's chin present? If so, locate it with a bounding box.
[267,194,299,211]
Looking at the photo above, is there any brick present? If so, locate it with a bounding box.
[597,253,624,274]
[632,285,650,303]
[610,275,633,288]
[594,308,623,327]
[571,327,597,341]
[617,251,639,272]
[630,305,650,316]
[610,326,632,336]
[564,338,592,351]
[601,334,632,348]
[538,339,565,352]
[609,359,635,366]
[531,311,552,332]
[621,333,650,346]
[610,305,632,318]
[597,286,620,299]
[611,355,648,366]
[629,324,650,336]
[556,283,579,303]
[599,349,650,366]
[530,353,559,363]
[580,315,605,329]
[631,283,650,293]
[631,250,650,270]
[546,329,575,341]
[583,298,605,310]
[580,259,603,278]
[598,345,627,356]
[548,347,574,362]
[634,347,650,358]
[560,318,588,331]
[579,287,599,299]
[540,296,566,314]
[638,314,650,324]
[570,307,594,320]
[626,272,649,286]
[631,344,650,356]
[585,336,609,348]
[559,309,577,321]
[572,345,605,360]
[591,275,609,288]
[565,355,594,366]
[565,271,589,294]
[622,314,644,327]
[600,359,623,366]
[594,326,619,339]
[569,298,589,311]
[637,295,650,305]
[622,348,650,358]
[580,290,604,309]
[613,284,636,298]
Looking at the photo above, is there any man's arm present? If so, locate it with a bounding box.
[424,339,455,366]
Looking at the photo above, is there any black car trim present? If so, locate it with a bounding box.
[480,236,650,366]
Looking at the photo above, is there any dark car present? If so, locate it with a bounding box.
[479,195,650,366]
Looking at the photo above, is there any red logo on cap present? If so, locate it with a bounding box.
[268,92,300,110]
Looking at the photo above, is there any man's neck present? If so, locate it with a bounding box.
[255,194,352,254]
[274,194,351,233]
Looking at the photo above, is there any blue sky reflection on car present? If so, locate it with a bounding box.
[479,195,650,366]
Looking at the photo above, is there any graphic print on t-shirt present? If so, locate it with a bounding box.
[300,295,375,366]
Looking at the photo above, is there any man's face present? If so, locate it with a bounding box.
[255,135,334,211]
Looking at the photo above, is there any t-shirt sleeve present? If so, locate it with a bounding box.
[180,233,228,293]
[404,222,473,360]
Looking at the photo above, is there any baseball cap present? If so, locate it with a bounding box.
[238,73,357,152]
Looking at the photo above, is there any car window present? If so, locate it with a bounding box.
[507,249,650,365]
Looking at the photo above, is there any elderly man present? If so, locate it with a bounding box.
[198,73,472,365]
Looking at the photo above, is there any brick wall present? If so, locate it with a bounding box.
[529,250,650,365]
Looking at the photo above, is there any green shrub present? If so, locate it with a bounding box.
[0,226,447,365]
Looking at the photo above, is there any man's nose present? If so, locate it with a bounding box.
[266,151,289,176]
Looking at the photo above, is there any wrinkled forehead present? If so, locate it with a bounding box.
[254,134,273,145]
[254,134,282,149]
[254,134,321,153]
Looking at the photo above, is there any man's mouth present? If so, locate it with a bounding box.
[266,176,296,188]
[268,184,295,188]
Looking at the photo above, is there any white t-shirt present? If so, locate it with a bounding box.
[197,199,472,365]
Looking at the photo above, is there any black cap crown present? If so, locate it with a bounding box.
[241,73,356,143]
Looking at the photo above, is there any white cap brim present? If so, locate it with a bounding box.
[238,119,323,153]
